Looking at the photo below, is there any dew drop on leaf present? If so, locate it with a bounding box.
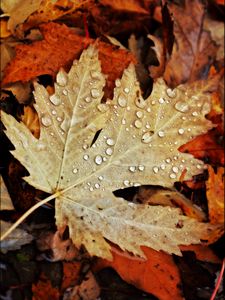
[56,71,68,86]
[138,165,145,171]
[159,97,165,104]
[41,115,52,127]
[172,166,179,173]
[91,89,100,98]
[124,87,130,94]
[170,173,177,179]
[95,183,100,189]
[123,180,130,186]
[49,94,61,106]
[136,111,143,118]
[129,166,136,172]
[118,94,127,107]
[72,168,78,174]
[90,70,101,79]
[106,148,113,156]
[178,128,185,135]
[142,132,153,143]
[158,131,165,137]
[115,79,121,87]
[106,138,115,146]
[175,101,189,112]
[95,155,103,165]
[83,154,89,161]
[153,166,159,173]
[98,176,103,181]
[166,88,177,98]
[192,111,198,116]
[85,96,92,103]
[134,120,142,128]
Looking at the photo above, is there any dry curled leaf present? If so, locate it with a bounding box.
[1,46,218,260]
[206,165,224,225]
[164,0,218,87]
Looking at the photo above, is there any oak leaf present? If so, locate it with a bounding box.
[1,46,217,260]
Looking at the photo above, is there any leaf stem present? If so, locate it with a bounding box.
[0,192,60,241]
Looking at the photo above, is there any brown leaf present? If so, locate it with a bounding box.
[148,34,165,79]
[100,0,149,14]
[2,22,136,99]
[206,165,224,224]
[180,244,221,264]
[21,106,40,138]
[61,261,82,292]
[163,0,218,87]
[94,246,183,300]
[32,273,60,300]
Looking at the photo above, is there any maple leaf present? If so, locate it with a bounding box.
[163,0,218,87]
[1,46,217,260]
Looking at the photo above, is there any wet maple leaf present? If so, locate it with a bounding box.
[206,165,224,224]
[32,273,60,300]
[164,0,218,87]
[2,22,136,99]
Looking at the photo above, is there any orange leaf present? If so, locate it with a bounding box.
[61,261,81,291]
[206,165,224,224]
[32,273,60,300]
[21,106,40,138]
[180,244,221,264]
[94,246,183,300]
[2,22,136,99]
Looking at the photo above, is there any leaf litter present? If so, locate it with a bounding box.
[0,0,224,299]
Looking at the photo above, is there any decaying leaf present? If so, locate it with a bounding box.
[32,273,60,300]
[164,0,218,87]
[1,0,42,32]
[94,246,183,299]
[0,175,14,210]
[21,106,40,138]
[1,45,218,260]
[148,34,165,79]
[206,165,224,224]
[2,22,136,99]
[0,220,33,253]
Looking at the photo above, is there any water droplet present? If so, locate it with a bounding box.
[118,94,127,107]
[145,123,150,129]
[197,164,203,169]
[136,111,143,118]
[151,100,156,105]
[91,70,101,79]
[98,176,103,181]
[170,173,176,179]
[83,154,89,161]
[41,115,52,127]
[57,117,62,122]
[121,119,126,125]
[160,164,166,170]
[153,166,159,173]
[129,166,136,172]
[49,94,61,106]
[106,148,113,156]
[166,158,171,163]
[83,144,88,150]
[172,166,179,173]
[134,120,142,128]
[178,128,185,135]
[142,132,153,143]
[72,168,78,174]
[192,111,198,116]
[56,71,68,86]
[158,130,165,137]
[159,97,165,104]
[89,187,94,192]
[95,155,103,165]
[123,180,130,186]
[201,102,211,114]
[175,101,189,113]
[60,118,70,132]
[135,97,146,108]
[85,96,92,103]
[97,104,108,112]
[138,165,145,171]
[103,157,107,161]
[166,88,176,98]
[95,183,100,189]
[52,110,56,115]
[124,87,129,94]
[146,107,151,112]
[91,88,100,98]
[106,138,115,146]
[62,89,68,96]
[115,79,121,87]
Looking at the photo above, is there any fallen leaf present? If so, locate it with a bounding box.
[0,175,14,210]
[135,187,206,221]
[2,22,136,99]
[1,46,218,260]
[164,0,218,87]
[32,273,60,300]
[2,82,32,103]
[148,34,165,79]
[21,106,40,138]
[36,230,79,261]
[94,245,183,300]
[206,165,224,224]
[63,271,100,300]
[180,244,221,264]
[0,220,33,253]
[100,0,149,14]
[22,0,91,32]
[61,261,82,292]
[1,0,42,33]
[0,18,11,38]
